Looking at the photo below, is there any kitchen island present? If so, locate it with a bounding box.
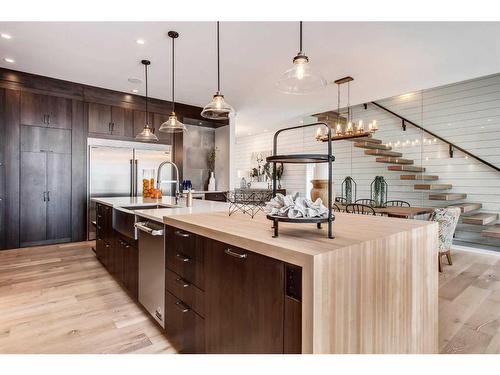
[93,196,439,354]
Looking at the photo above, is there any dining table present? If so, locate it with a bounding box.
[336,203,435,219]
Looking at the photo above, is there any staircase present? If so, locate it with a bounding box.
[354,137,499,244]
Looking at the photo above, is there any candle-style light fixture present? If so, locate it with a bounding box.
[159,31,187,133]
[201,22,233,120]
[316,76,379,142]
[135,60,159,141]
[276,21,327,95]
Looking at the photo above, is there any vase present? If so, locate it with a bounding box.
[208,171,216,191]
[310,179,335,206]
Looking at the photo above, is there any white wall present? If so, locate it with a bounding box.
[233,73,500,214]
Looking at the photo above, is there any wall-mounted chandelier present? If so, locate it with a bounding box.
[315,76,378,142]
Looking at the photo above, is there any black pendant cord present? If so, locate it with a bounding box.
[144,63,149,123]
[217,21,221,93]
[171,36,175,114]
[299,21,303,53]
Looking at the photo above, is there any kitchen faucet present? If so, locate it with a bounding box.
[157,161,181,204]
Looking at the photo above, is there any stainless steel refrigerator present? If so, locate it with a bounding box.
[87,138,172,240]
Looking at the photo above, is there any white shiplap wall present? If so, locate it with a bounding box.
[233,73,500,247]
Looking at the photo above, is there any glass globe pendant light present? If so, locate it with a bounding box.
[201,21,234,120]
[159,31,187,133]
[276,21,327,94]
[135,59,159,141]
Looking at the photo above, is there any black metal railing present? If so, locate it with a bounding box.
[369,101,500,173]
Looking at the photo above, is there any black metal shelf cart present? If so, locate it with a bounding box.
[266,122,335,239]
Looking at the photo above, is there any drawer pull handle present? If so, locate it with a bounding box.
[175,277,190,288]
[174,230,190,238]
[224,248,247,259]
[175,253,191,262]
[174,301,190,313]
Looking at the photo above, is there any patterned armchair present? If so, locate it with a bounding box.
[429,207,461,272]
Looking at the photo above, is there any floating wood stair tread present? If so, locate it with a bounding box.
[346,136,382,144]
[400,175,439,181]
[388,165,426,172]
[354,142,392,150]
[448,203,482,213]
[482,224,500,238]
[376,157,414,165]
[266,154,334,164]
[462,213,498,225]
[365,149,403,157]
[414,184,453,190]
[428,193,467,201]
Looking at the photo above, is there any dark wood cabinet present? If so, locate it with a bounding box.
[20,152,47,246]
[204,238,285,354]
[20,92,71,129]
[20,150,71,247]
[46,152,72,242]
[88,103,132,137]
[165,291,205,353]
[95,203,138,300]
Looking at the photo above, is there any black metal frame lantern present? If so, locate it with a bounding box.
[370,176,388,208]
[341,176,357,204]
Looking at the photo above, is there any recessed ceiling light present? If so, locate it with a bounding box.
[3,57,15,63]
[131,89,139,93]
[128,77,142,84]
[136,39,145,45]
[1,33,12,40]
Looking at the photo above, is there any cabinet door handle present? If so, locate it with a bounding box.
[108,122,112,133]
[43,114,47,124]
[174,230,190,238]
[43,191,47,202]
[111,122,115,132]
[174,301,190,313]
[46,191,50,201]
[175,253,191,262]
[46,114,50,124]
[175,277,190,288]
[225,248,247,259]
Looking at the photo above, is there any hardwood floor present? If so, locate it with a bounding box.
[0,242,499,354]
[0,242,175,354]
[439,249,500,354]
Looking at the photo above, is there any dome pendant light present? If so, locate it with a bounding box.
[159,31,187,133]
[201,21,234,120]
[135,59,159,141]
[276,21,327,95]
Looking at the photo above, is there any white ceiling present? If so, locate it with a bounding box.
[1,21,500,136]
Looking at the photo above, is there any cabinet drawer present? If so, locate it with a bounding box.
[166,268,205,317]
[204,192,226,202]
[166,227,203,262]
[165,291,205,354]
[166,246,204,289]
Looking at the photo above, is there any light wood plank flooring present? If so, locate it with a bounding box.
[1,243,499,354]
[0,242,175,354]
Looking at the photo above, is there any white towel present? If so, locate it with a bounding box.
[264,193,328,219]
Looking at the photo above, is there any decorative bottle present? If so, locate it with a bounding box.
[208,171,216,191]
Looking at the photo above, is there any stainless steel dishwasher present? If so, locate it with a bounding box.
[134,219,165,328]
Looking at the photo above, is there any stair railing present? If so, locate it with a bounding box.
[368,101,500,173]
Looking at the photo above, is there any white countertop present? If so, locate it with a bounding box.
[91,196,229,223]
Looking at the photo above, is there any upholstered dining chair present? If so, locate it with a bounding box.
[345,203,376,215]
[355,198,376,207]
[385,200,410,207]
[428,207,461,272]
